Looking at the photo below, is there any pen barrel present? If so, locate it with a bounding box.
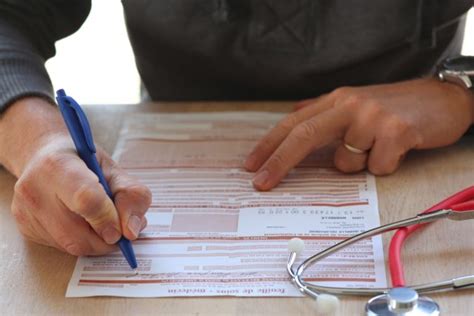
[56,89,137,270]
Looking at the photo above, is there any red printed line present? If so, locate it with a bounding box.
[79,277,375,285]
[201,264,375,272]
[137,235,350,242]
[79,278,288,285]
[148,201,368,208]
[128,169,366,180]
[204,244,373,251]
[151,197,362,202]
[148,189,361,194]
[107,251,374,258]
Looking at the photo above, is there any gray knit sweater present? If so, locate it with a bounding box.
[0,0,472,112]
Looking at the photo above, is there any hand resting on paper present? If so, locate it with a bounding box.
[0,97,151,255]
[245,78,474,191]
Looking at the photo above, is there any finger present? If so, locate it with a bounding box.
[12,206,50,247]
[99,152,152,240]
[252,107,352,191]
[110,175,151,240]
[245,94,334,171]
[55,157,122,245]
[43,202,116,256]
[293,95,326,111]
[333,144,368,173]
[367,117,421,175]
[16,223,51,248]
[140,216,148,232]
[333,105,380,173]
[11,197,63,250]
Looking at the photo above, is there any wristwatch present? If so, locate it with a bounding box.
[437,56,474,91]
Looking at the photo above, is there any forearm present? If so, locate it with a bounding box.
[0,97,71,177]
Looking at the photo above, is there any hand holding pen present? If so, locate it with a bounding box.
[56,89,152,269]
[3,93,151,265]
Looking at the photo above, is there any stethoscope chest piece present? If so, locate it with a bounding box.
[365,287,440,316]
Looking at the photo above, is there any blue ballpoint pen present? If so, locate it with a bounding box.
[56,89,138,270]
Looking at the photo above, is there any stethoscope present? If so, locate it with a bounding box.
[287,186,474,315]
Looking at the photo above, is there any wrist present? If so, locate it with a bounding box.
[0,97,72,177]
[446,81,474,126]
[457,85,474,125]
[436,55,474,125]
[447,80,474,125]
[470,92,474,126]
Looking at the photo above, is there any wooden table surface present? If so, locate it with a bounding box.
[1,102,473,315]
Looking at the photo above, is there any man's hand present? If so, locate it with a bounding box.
[245,78,474,191]
[0,97,151,255]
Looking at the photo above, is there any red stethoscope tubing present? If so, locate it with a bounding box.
[389,185,474,287]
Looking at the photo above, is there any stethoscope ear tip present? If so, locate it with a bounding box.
[288,237,305,254]
[315,294,340,315]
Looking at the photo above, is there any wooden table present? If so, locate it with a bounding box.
[1,102,473,315]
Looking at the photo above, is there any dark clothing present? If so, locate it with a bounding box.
[0,0,472,111]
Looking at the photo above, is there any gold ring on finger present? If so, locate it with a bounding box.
[343,143,368,155]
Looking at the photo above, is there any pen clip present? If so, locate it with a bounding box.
[56,89,96,153]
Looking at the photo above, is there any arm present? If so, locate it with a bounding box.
[0,1,151,255]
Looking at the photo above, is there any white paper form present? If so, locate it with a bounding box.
[66,112,387,297]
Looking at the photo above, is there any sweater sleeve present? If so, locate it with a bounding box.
[0,0,91,113]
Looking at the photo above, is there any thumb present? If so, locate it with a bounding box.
[57,157,122,244]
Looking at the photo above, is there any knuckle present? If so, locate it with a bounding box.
[268,152,287,169]
[72,184,106,218]
[116,184,152,216]
[61,169,82,186]
[291,121,319,144]
[14,179,39,209]
[128,185,152,207]
[40,152,69,174]
[97,147,114,166]
[334,156,357,173]
[331,86,353,100]
[11,205,28,225]
[337,94,368,112]
[381,116,411,139]
[13,178,29,198]
[276,113,299,131]
[360,101,384,120]
[368,162,393,176]
[60,238,90,256]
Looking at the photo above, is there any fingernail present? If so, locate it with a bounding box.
[253,170,269,188]
[102,226,121,244]
[140,217,148,232]
[128,215,141,238]
[245,154,257,170]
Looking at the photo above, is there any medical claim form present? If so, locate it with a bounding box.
[66,112,387,297]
